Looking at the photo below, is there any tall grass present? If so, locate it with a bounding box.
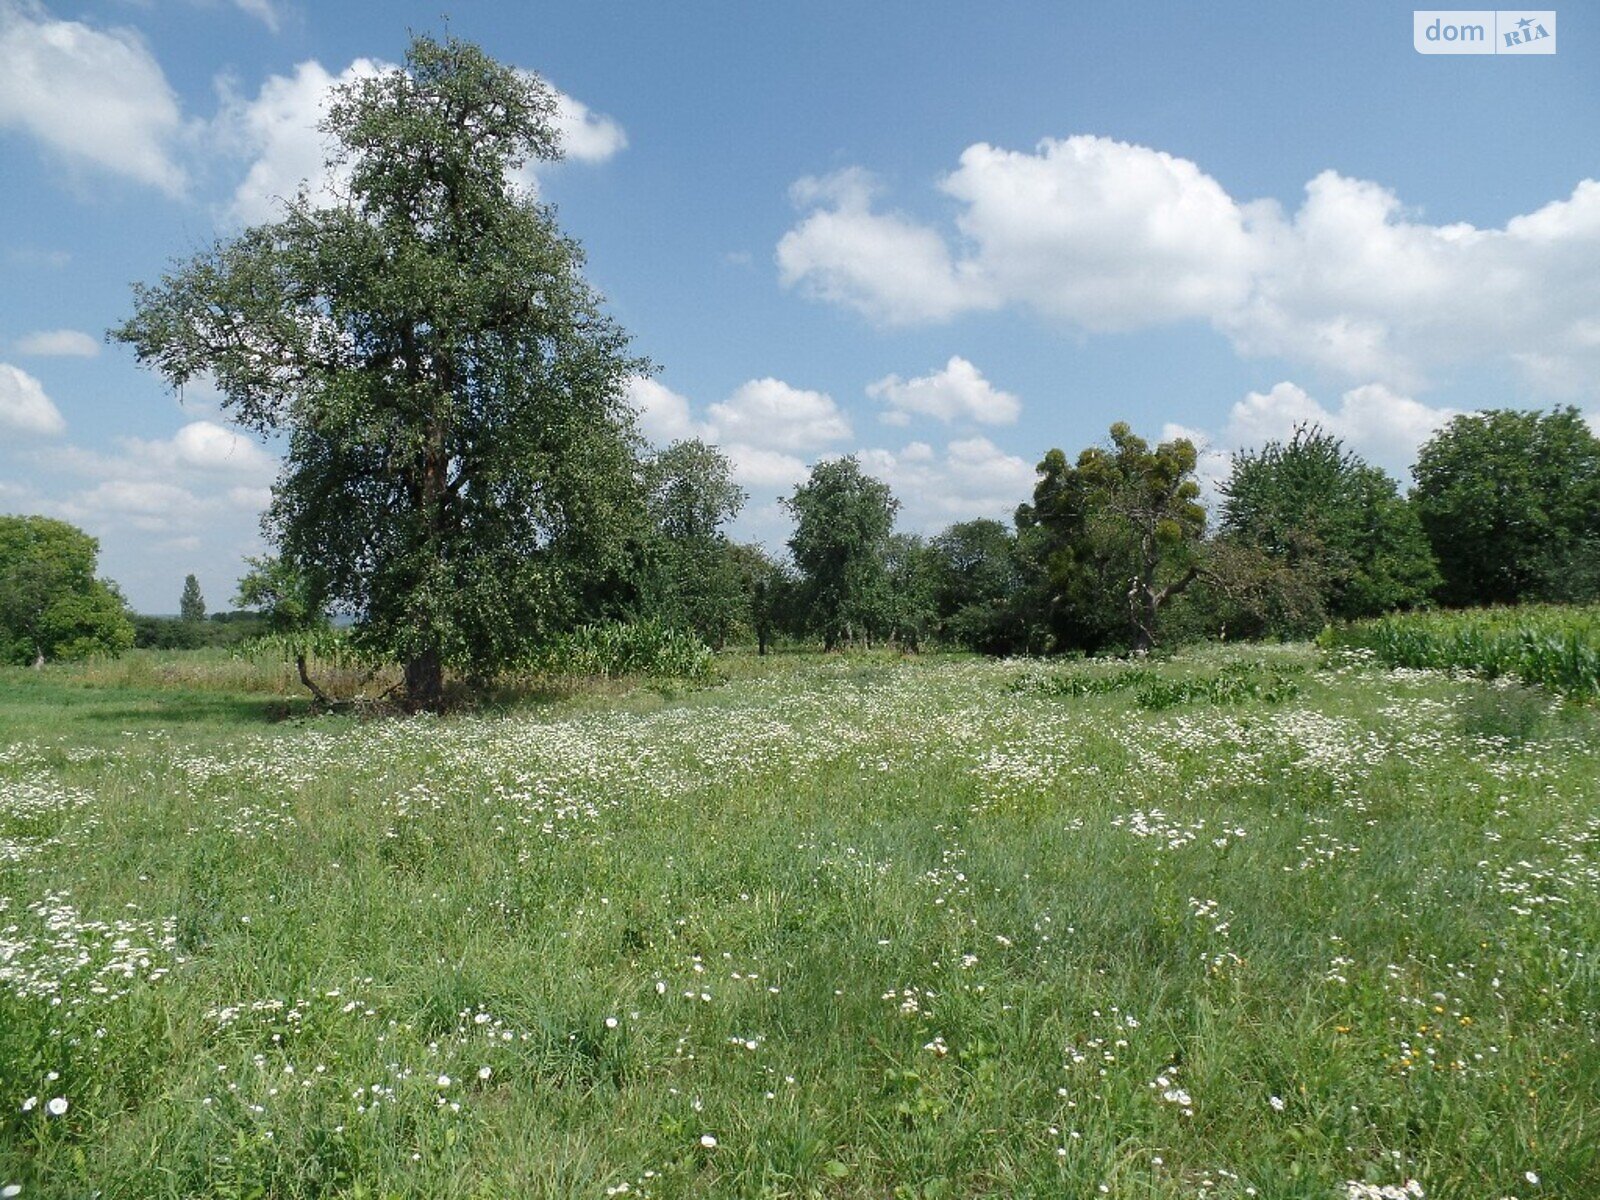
[1321,604,1600,698]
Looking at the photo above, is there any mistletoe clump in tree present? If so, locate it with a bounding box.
[114,36,645,710]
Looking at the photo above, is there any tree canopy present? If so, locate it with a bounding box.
[1412,408,1600,607]
[1218,425,1437,625]
[639,439,748,648]
[113,35,645,709]
[0,516,134,666]
[1019,423,1205,652]
[783,457,900,650]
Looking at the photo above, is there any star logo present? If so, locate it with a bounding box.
[1516,16,1534,29]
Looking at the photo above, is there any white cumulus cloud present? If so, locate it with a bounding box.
[623,373,853,496]
[624,376,703,445]
[867,356,1020,426]
[0,362,66,434]
[779,136,1600,394]
[550,89,627,163]
[856,436,1037,529]
[777,170,986,326]
[0,3,188,194]
[706,378,852,452]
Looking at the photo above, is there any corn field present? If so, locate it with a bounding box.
[1321,604,1600,698]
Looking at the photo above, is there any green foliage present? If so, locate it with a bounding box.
[1013,657,1302,709]
[0,515,134,665]
[525,619,715,680]
[1128,659,1304,710]
[727,542,791,656]
[1019,423,1205,652]
[132,613,269,651]
[927,519,1049,654]
[1321,604,1600,698]
[783,457,900,650]
[1412,408,1600,607]
[883,533,940,651]
[1011,662,1155,697]
[179,574,206,623]
[638,441,748,649]
[1218,425,1438,625]
[113,36,645,710]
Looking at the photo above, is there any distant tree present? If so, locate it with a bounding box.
[1019,423,1205,653]
[726,542,789,656]
[179,573,206,623]
[0,516,134,666]
[929,518,1031,652]
[783,457,899,650]
[1218,425,1438,624]
[642,440,747,648]
[112,36,645,710]
[1412,408,1600,606]
[883,533,940,651]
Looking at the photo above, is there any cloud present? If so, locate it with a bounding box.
[220,58,626,225]
[856,436,1037,529]
[721,445,811,491]
[867,356,1020,426]
[1159,381,1457,504]
[1222,380,1456,477]
[779,136,1600,393]
[777,170,986,325]
[0,362,66,434]
[623,374,852,495]
[549,89,626,163]
[231,0,282,34]
[96,420,278,480]
[0,3,187,194]
[226,485,273,510]
[14,328,99,358]
[706,378,852,452]
[55,478,201,534]
[216,57,388,224]
[624,376,703,444]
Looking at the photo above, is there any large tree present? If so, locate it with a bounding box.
[113,36,644,709]
[0,516,134,666]
[1019,423,1205,653]
[1218,425,1437,624]
[1412,408,1600,606]
[783,456,899,650]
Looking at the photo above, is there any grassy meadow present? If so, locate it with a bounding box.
[1,638,1597,1198]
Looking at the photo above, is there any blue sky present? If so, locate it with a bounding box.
[1,0,1596,611]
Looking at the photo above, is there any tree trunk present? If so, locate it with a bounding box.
[31,647,44,670]
[296,652,334,709]
[404,648,444,712]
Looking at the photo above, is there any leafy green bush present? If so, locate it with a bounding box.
[1132,661,1303,710]
[1320,604,1600,698]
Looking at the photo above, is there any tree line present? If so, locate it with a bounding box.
[2,35,1597,705]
